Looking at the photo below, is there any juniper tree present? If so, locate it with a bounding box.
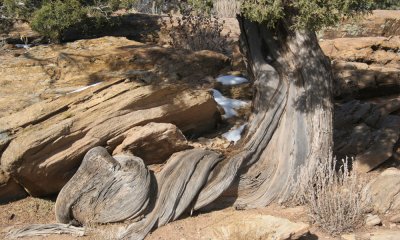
[120,1,379,238]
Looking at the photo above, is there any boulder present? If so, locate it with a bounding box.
[320,36,400,99]
[367,168,400,213]
[334,100,400,172]
[111,122,191,165]
[0,82,220,198]
[201,213,309,240]
[0,37,228,199]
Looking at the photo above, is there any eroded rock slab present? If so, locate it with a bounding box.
[0,82,219,198]
[201,214,309,240]
[334,99,400,172]
[360,230,400,240]
[111,122,191,165]
[367,168,400,213]
[0,36,228,118]
[320,36,400,99]
[0,36,228,200]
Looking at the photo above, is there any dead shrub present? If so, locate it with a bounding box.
[213,0,241,18]
[160,9,232,55]
[288,157,369,235]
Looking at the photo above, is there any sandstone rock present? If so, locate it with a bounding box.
[366,214,382,227]
[0,170,27,204]
[341,234,356,240]
[331,61,400,99]
[334,100,400,172]
[321,37,400,65]
[367,168,400,213]
[355,125,400,173]
[389,214,400,223]
[0,36,228,118]
[360,230,400,240]
[320,36,400,99]
[0,82,219,198]
[111,123,191,165]
[0,36,228,199]
[201,214,309,240]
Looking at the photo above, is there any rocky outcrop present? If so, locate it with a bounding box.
[201,213,309,240]
[111,122,191,165]
[0,36,228,118]
[334,99,400,172]
[0,81,220,199]
[321,35,400,171]
[367,168,400,213]
[0,36,228,201]
[320,36,400,99]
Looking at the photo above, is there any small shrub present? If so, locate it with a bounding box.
[161,10,232,55]
[288,157,368,235]
[373,0,400,10]
[131,0,169,14]
[0,37,6,48]
[0,17,13,34]
[1,0,42,20]
[187,0,213,15]
[30,0,88,42]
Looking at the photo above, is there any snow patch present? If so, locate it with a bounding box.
[68,82,102,94]
[216,75,248,85]
[222,124,247,144]
[212,89,249,119]
[15,44,31,49]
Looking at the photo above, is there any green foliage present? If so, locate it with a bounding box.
[187,0,213,14]
[241,0,284,27]
[373,0,400,9]
[240,0,375,31]
[30,0,88,41]
[1,0,42,19]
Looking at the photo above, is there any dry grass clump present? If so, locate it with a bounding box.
[213,0,241,18]
[289,157,368,235]
[161,10,232,55]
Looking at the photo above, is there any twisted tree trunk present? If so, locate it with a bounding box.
[7,17,334,240]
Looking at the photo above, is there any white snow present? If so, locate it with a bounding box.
[212,89,249,119]
[222,124,247,144]
[15,44,31,49]
[216,75,248,85]
[68,82,102,94]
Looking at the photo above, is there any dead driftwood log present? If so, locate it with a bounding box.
[6,17,333,240]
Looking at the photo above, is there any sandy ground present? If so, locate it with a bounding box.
[0,197,338,240]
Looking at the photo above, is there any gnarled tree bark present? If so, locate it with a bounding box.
[7,17,334,240]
